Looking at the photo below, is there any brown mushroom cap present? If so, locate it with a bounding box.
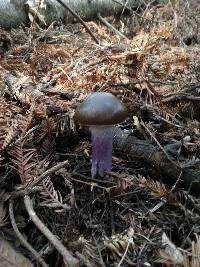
[74,92,127,125]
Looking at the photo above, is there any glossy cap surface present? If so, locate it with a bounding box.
[74,92,127,125]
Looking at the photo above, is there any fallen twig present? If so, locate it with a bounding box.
[55,0,99,44]
[9,199,49,267]
[117,237,131,267]
[24,195,79,267]
[162,93,200,103]
[140,120,176,166]
[12,160,70,198]
[97,13,128,40]
[28,0,43,46]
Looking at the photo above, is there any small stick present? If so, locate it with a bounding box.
[169,170,183,193]
[140,121,176,166]
[26,160,70,192]
[12,160,70,198]
[97,13,128,40]
[162,94,200,103]
[68,175,116,190]
[55,0,99,44]
[24,195,79,267]
[112,0,133,12]
[117,238,131,267]
[9,199,49,267]
[28,0,43,46]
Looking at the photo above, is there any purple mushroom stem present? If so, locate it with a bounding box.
[90,126,114,177]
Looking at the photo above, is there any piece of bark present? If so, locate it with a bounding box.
[113,128,200,191]
[0,0,27,29]
[0,0,139,29]
[4,74,44,104]
[4,73,62,117]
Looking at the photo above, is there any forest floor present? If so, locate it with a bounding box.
[0,1,200,266]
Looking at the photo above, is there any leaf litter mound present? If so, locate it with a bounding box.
[0,1,200,266]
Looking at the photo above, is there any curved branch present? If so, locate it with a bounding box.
[24,195,79,267]
[9,199,49,267]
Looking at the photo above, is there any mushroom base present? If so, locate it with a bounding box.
[90,126,114,178]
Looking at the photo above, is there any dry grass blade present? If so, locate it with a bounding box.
[0,236,34,267]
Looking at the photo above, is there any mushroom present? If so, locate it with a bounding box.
[74,92,127,177]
